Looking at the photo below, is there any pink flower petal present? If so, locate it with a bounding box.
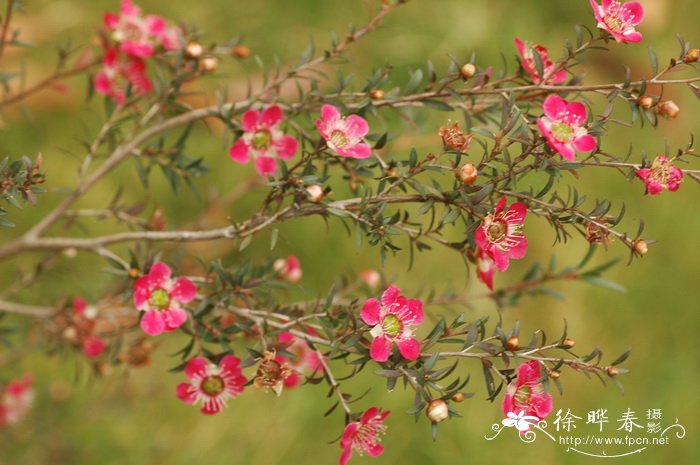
[274,135,298,160]
[148,262,172,288]
[340,422,359,449]
[242,109,261,132]
[397,338,421,360]
[381,286,401,307]
[140,310,165,336]
[219,355,241,374]
[171,277,197,303]
[474,226,488,250]
[120,0,139,16]
[635,168,650,181]
[338,143,372,159]
[184,357,209,379]
[542,95,567,119]
[339,447,353,465]
[361,407,380,423]
[514,37,526,56]
[133,276,152,309]
[321,104,340,123]
[121,41,154,59]
[83,337,106,358]
[369,336,391,362]
[366,444,385,457]
[261,105,283,128]
[507,202,527,225]
[574,134,597,152]
[404,298,424,325]
[176,383,196,403]
[621,2,644,26]
[492,250,511,272]
[254,156,277,176]
[163,307,188,330]
[532,391,554,418]
[229,139,251,163]
[344,115,369,139]
[564,102,588,125]
[508,235,528,260]
[144,15,166,35]
[360,298,381,326]
[104,12,119,29]
[621,31,643,43]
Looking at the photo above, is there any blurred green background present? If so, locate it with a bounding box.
[0,0,698,464]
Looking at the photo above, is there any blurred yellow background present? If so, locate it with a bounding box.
[0,0,698,464]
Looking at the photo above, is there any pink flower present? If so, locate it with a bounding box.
[0,374,33,427]
[316,104,372,159]
[277,331,322,388]
[537,94,597,160]
[635,155,684,195]
[104,0,181,58]
[340,407,390,465]
[94,46,152,104]
[475,197,528,272]
[229,106,298,176]
[133,262,196,336]
[590,0,644,43]
[176,355,247,415]
[71,297,107,359]
[359,269,381,289]
[502,361,553,429]
[273,255,303,283]
[360,286,424,362]
[514,38,567,85]
[476,248,496,290]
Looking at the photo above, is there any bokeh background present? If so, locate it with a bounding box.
[0,0,698,464]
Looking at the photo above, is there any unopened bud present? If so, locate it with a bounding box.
[385,166,397,177]
[606,366,619,377]
[62,247,78,259]
[305,185,325,203]
[683,48,700,63]
[637,96,654,110]
[200,56,219,73]
[359,269,381,288]
[232,44,250,58]
[185,42,204,60]
[505,336,519,351]
[657,100,679,119]
[128,268,141,280]
[633,239,648,256]
[426,399,449,424]
[369,89,385,100]
[62,326,78,341]
[455,163,478,184]
[460,63,476,79]
[549,370,561,380]
[451,392,466,403]
[560,338,575,349]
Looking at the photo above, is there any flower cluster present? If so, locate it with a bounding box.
[0,374,33,427]
[95,0,182,103]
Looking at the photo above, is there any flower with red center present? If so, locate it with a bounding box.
[340,407,390,465]
[316,104,372,159]
[229,106,298,176]
[537,94,597,161]
[0,374,33,427]
[277,331,322,389]
[273,255,303,283]
[475,197,528,272]
[502,361,553,430]
[176,355,247,415]
[104,0,181,58]
[360,286,424,362]
[94,46,152,104]
[514,38,567,85]
[635,155,684,195]
[133,262,196,336]
[590,0,644,43]
[476,248,496,290]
